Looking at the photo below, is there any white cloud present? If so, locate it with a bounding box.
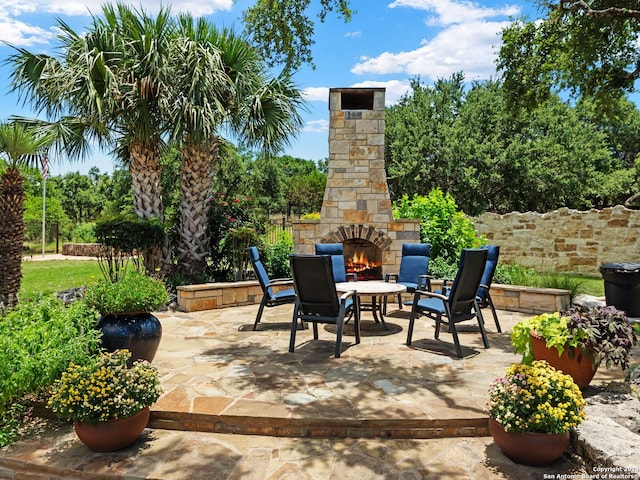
[302,87,330,102]
[1,0,234,16]
[388,0,520,26]
[0,17,54,46]
[349,79,411,105]
[302,119,329,133]
[344,31,361,38]
[352,18,511,81]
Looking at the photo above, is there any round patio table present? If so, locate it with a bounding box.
[335,281,406,330]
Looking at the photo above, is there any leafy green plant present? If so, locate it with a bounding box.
[511,312,585,364]
[564,305,637,370]
[487,361,586,433]
[72,222,97,243]
[511,306,637,370]
[264,231,294,278]
[0,296,102,445]
[393,189,485,263]
[426,256,458,279]
[84,270,169,315]
[48,350,162,424]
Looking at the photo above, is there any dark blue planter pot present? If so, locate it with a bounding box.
[97,312,162,364]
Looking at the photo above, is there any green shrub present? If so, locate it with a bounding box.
[84,270,169,315]
[72,222,97,243]
[0,296,102,445]
[265,232,294,278]
[427,257,458,279]
[393,189,485,263]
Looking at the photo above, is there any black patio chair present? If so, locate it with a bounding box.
[384,243,431,313]
[477,245,501,333]
[248,246,297,331]
[407,248,489,358]
[289,254,360,358]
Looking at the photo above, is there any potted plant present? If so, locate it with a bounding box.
[47,350,163,452]
[84,269,170,363]
[511,305,637,389]
[487,360,586,466]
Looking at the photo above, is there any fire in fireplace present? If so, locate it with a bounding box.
[343,239,383,280]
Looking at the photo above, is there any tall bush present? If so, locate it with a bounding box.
[264,231,294,278]
[0,296,101,445]
[393,189,484,263]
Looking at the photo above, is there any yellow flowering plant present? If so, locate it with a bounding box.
[47,350,163,425]
[487,360,586,434]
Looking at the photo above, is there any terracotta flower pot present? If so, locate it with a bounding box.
[488,417,570,466]
[530,332,598,389]
[74,407,150,452]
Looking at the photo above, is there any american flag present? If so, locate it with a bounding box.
[40,155,48,180]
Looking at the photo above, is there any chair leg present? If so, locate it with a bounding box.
[487,294,501,333]
[253,297,268,330]
[475,303,490,349]
[312,322,319,340]
[353,304,361,345]
[448,321,464,359]
[407,307,418,346]
[434,313,442,339]
[442,304,463,358]
[334,318,344,358]
[289,303,299,353]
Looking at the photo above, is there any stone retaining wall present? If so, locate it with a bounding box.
[61,243,101,257]
[177,281,570,315]
[474,206,640,275]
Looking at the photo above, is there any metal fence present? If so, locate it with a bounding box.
[265,217,293,245]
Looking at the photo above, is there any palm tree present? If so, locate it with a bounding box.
[7,3,175,274]
[0,123,53,305]
[170,18,305,277]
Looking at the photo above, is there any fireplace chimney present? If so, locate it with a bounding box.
[292,87,420,277]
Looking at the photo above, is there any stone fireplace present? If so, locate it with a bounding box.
[292,87,420,277]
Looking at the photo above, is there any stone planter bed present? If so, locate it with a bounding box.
[177,280,570,314]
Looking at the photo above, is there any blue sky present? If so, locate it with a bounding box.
[0,0,537,176]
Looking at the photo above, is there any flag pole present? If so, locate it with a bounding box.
[41,155,48,257]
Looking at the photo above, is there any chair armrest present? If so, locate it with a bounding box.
[440,278,454,295]
[417,275,432,290]
[413,288,448,302]
[385,273,398,282]
[339,290,357,302]
[266,278,294,288]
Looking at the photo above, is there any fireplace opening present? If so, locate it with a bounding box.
[343,239,383,280]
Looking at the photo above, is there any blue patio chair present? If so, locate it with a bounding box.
[384,243,431,313]
[248,246,297,331]
[289,254,360,358]
[407,248,489,358]
[477,245,501,333]
[314,243,357,282]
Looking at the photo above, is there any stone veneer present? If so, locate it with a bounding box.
[474,206,640,274]
[176,280,569,314]
[292,87,420,275]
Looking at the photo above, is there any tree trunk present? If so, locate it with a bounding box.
[0,168,25,306]
[177,141,217,278]
[129,143,171,275]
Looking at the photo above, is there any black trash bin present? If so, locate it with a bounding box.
[600,262,640,317]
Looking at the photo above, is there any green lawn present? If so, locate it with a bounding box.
[20,260,102,300]
[19,259,606,300]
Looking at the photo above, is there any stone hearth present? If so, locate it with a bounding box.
[292,87,420,276]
